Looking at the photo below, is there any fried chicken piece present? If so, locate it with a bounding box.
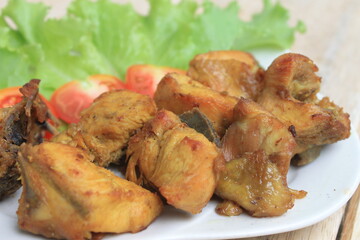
[216,151,295,217]
[17,142,163,240]
[154,73,238,136]
[188,50,264,99]
[0,79,52,200]
[222,98,297,177]
[292,145,323,166]
[53,90,157,167]
[126,110,222,214]
[215,200,243,216]
[216,98,304,217]
[257,53,350,159]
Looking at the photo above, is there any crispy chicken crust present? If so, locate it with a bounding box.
[17,142,163,240]
[126,110,222,214]
[188,50,264,99]
[53,90,157,167]
[154,73,238,136]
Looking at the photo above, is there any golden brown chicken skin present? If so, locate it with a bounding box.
[188,50,264,99]
[154,73,238,136]
[216,98,305,217]
[257,53,350,160]
[126,110,222,214]
[17,142,163,240]
[53,90,157,167]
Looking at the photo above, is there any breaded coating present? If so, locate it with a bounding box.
[154,73,238,136]
[126,110,222,214]
[53,90,157,167]
[0,79,51,200]
[188,50,264,99]
[17,142,163,240]
[257,53,350,160]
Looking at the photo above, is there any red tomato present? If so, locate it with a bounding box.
[50,74,125,124]
[89,74,125,90]
[0,86,58,140]
[125,65,186,97]
[0,87,28,108]
[0,86,57,115]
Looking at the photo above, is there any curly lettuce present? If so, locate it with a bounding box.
[0,0,305,98]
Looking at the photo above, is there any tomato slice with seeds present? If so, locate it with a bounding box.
[0,87,27,108]
[50,74,126,124]
[0,86,57,115]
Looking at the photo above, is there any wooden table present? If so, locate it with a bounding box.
[1,0,359,239]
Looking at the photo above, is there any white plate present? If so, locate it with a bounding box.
[1,51,360,240]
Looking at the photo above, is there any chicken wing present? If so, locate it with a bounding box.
[188,50,264,99]
[257,53,350,161]
[0,79,52,200]
[126,110,222,214]
[53,90,157,167]
[17,142,163,240]
[154,73,238,136]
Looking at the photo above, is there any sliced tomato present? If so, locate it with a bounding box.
[0,86,58,140]
[0,86,57,116]
[125,65,186,97]
[89,74,125,90]
[50,74,125,124]
[0,87,28,108]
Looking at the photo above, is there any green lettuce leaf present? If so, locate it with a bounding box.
[0,0,305,98]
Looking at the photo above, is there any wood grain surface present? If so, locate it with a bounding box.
[1,0,359,240]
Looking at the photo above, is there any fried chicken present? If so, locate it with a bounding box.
[0,79,52,200]
[222,98,297,177]
[154,73,238,136]
[53,90,157,167]
[257,53,350,164]
[216,151,296,217]
[188,50,264,99]
[126,110,223,214]
[216,98,304,217]
[17,142,163,240]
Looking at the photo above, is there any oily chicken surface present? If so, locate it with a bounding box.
[216,150,296,217]
[53,90,157,167]
[0,79,52,200]
[188,50,264,99]
[216,98,304,217]
[17,142,163,240]
[126,110,222,214]
[154,73,238,136]
[257,53,350,163]
[222,98,297,177]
